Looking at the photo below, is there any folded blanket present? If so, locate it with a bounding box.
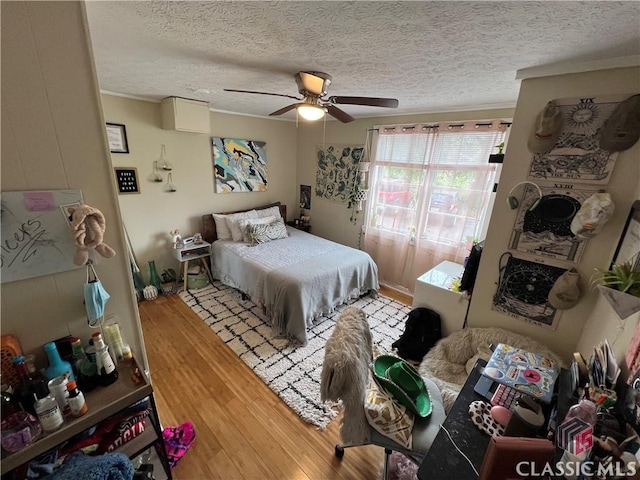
[49,452,134,480]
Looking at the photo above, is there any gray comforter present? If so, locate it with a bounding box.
[211,227,379,344]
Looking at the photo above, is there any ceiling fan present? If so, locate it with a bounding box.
[224,71,399,123]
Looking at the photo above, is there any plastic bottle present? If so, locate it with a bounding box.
[12,356,47,416]
[563,399,597,426]
[70,337,98,392]
[33,390,64,433]
[44,342,75,382]
[103,323,124,362]
[66,380,87,417]
[91,332,118,386]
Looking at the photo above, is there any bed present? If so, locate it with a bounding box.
[202,203,379,345]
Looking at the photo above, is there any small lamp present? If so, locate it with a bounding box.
[297,104,326,121]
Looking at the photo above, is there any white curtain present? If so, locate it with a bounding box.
[363,121,508,292]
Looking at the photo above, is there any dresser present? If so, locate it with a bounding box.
[412,261,468,337]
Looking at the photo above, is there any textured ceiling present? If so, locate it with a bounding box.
[85,1,640,121]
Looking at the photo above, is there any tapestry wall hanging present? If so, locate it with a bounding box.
[212,137,267,193]
[527,94,627,185]
[492,254,567,330]
[509,183,601,263]
[315,144,363,204]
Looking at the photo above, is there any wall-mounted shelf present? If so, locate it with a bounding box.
[597,285,640,319]
[1,369,172,478]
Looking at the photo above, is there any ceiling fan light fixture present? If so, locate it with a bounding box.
[297,104,326,121]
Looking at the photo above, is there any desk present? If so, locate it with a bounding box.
[419,362,574,480]
[418,359,489,479]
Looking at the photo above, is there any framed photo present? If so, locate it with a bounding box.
[106,123,129,154]
[611,199,640,269]
[114,167,140,194]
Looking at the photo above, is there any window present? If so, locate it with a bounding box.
[363,121,508,291]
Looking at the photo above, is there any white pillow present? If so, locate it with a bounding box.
[255,205,282,220]
[212,213,232,241]
[239,215,277,243]
[226,209,259,242]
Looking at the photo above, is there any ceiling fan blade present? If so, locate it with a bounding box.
[269,103,299,116]
[326,105,355,123]
[328,96,399,108]
[224,88,300,101]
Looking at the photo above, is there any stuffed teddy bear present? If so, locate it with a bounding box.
[69,205,116,266]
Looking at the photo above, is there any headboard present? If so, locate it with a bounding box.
[202,202,287,243]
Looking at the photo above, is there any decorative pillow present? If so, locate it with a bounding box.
[226,209,259,242]
[248,219,288,245]
[212,213,232,241]
[365,379,414,448]
[239,215,277,243]
[255,205,282,220]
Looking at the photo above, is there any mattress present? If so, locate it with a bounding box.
[211,227,379,344]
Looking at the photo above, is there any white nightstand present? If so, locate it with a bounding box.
[173,241,214,292]
[413,261,468,337]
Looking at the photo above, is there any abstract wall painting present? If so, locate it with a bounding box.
[492,254,567,330]
[212,137,267,193]
[527,94,627,185]
[509,183,601,263]
[315,144,364,204]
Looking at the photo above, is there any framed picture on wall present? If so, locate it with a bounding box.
[106,123,129,153]
[114,167,140,194]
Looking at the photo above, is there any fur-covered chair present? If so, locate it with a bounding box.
[321,306,447,480]
[418,327,564,413]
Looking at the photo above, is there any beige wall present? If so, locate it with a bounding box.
[1,2,147,368]
[3,1,635,391]
[471,67,640,360]
[100,95,298,278]
[295,109,515,249]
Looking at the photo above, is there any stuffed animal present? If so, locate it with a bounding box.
[69,205,116,266]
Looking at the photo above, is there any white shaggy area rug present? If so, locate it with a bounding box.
[180,280,410,429]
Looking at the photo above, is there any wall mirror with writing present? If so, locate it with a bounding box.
[1,190,85,283]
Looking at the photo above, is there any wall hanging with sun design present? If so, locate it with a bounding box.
[527,94,629,185]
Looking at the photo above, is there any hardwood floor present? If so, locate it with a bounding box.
[139,286,412,480]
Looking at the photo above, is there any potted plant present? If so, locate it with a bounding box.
[591,256,640,318]
[348,183,369,224]
[488,142,505,164]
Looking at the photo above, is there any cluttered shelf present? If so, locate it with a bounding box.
[1,369,155,475]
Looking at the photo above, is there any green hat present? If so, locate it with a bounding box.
[371,355,432,417]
